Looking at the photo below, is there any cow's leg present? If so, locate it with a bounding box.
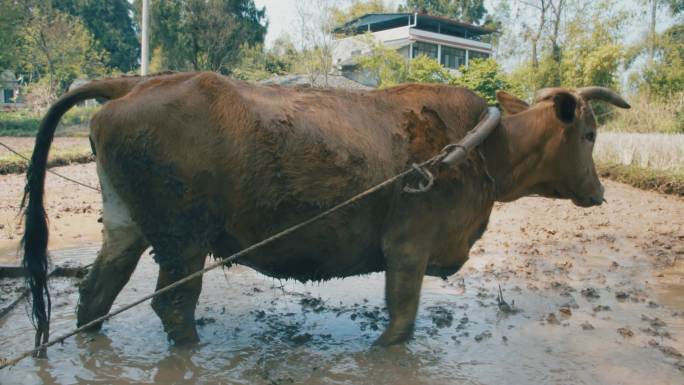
[77,225,147,329]
[78,162,148,329]
[374,242,429,346]
[150,250,206,345]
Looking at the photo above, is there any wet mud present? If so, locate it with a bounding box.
[0,164,683,384]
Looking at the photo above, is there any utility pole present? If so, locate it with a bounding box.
[141,0,150,75]
[648,0,657,64]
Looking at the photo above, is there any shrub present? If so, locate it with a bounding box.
[450,59,523,104]
[407,55,451,84]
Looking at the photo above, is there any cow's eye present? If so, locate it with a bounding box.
[584,132,596,142]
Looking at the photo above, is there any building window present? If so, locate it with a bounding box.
[469,51,490,61]
[412,41,438,59]
[3,89,14,103]
[441,46,466,69]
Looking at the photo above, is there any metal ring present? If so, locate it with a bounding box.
[403,163,435,194]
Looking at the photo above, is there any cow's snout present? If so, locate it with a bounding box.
[589,195,604,206]
[572,184,604,207]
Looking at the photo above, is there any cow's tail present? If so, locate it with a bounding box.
[21,76,145,357]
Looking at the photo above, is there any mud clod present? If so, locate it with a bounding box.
[290,333,312,345]
[546,313,560,325]
[593,305,611,312]
[427,306,453,328]
[648,340,683,358]
[559,307,572,317]
[300,297,325,313]
[474,331,492,342]
[581,322,595,330]
[581,287,600,300]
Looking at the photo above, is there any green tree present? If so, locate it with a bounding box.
[0,0,26,71]
[357,40,408,88]
[642,24,684,96]
[20,4,108,103]
[407,55,452,83]
[137,0,267,73]
[450,59,522,104]
[560,3,627,89]
[331,0,388,26]
[54,0,139,72]
[402,0,487,23]
[232,44,294,81]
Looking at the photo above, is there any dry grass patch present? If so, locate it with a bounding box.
[600,92,684,134]
[594,133,684,171]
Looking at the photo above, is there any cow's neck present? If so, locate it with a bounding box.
[482,109,553,202]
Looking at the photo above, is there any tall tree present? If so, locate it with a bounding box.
[137,0,267,73]
[521,0,551,70]
[403,0,487,23]
[295,0,338,86]
[560,1,627,88]
[0,0,25,71]
[54,0,139,72]
[642,24,684,96]
[548,0,565,85]
[331,0,389,26]
[19,2,108,103]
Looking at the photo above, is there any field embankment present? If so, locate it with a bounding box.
[0,106,96,137]
[594,132,684,196]
[0,137,93,175]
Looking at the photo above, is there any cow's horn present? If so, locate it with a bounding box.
[577,87,631,109]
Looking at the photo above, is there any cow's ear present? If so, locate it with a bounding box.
[553,92,577,124]
[496,91,529,115]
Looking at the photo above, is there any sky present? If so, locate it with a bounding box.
[253,0,300,47]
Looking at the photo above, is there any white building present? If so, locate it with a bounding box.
[0,70,23,109]
[332,13,495,86]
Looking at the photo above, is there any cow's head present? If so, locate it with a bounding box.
[495,87,630,207]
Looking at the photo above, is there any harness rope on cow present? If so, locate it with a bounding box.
[0,107,501,370]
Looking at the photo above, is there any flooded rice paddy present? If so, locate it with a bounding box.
[1,178,683,385]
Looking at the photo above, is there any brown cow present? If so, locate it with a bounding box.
[21,72,629,350]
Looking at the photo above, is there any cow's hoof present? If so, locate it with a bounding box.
[76,307,106,332]
[168,327,199,346]
[372,329,412,347]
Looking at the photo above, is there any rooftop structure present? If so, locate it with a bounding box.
[332,12,496,86]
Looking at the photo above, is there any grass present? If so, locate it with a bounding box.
[0,148,93,175]
[600,92,684,134]
[597,162,684,196]
[0,106,97,137]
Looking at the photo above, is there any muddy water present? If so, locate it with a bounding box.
[0,250,682,383]
[1,185,684,384]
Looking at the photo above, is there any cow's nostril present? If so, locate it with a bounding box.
[590,196,603,206]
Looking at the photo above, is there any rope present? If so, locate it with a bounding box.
[0,141,100,192]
